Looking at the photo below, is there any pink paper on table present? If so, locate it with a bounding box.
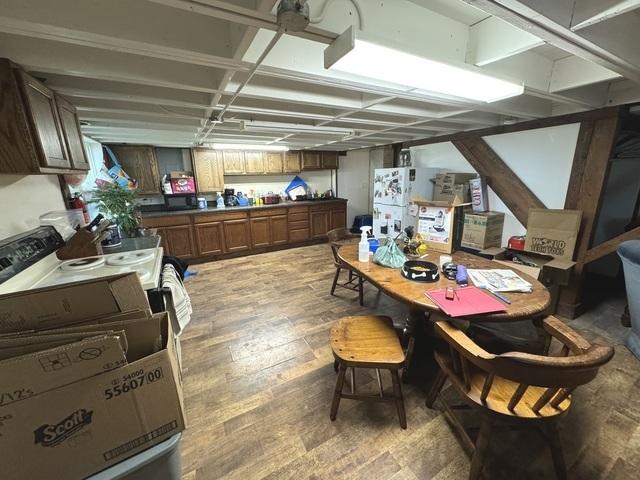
[425,286,507,317]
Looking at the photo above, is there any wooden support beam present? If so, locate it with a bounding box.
[557,114,621,318]
[583,226,640,263]
[564,121,595,210]
[453,138,545,226]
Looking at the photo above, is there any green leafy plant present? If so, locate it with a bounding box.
[89,183,140,237]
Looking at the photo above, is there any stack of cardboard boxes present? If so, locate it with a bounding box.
[0,273,185,480]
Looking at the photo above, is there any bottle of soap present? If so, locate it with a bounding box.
[216,192,225,209]
[359,226,372,262]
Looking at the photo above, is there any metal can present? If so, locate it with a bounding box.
[197,197,207,209]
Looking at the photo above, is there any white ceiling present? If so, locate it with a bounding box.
[1,0,638,150]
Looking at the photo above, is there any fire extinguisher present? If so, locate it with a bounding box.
[70,193,90,225]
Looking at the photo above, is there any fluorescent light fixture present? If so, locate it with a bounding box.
[210,143,289,151]
[324,27,524,103]
[242,120,354,136]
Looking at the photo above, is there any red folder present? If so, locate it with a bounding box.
[425,286,507,317]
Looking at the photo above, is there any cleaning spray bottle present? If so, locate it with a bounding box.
[359,226,372,262]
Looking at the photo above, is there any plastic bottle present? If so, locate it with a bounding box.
[359,226,372,262]
[216,192,225,209]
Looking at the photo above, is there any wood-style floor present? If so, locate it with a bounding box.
[180,244,640,480]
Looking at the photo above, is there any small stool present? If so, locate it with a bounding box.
[329,315,407,429]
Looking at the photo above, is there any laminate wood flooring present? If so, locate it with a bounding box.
[180,244,640,479]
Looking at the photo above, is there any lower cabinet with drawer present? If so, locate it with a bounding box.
[143,200,346,261]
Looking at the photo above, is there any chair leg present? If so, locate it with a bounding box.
[348,269,353,282]
[545,423,567,480]
[390,369,407,429]
[333,359,339,373]
[358,275,364,306]
[469,416,492,480]
[425,368,446,408]
[331,267,341,295]
[330,363,347,421]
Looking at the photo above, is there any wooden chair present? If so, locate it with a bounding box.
[425,315,614,480]
[327,228,365,305]
[330,315,407,429]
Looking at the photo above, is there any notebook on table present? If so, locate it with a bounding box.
[425,286,507,317]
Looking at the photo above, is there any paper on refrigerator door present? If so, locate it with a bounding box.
[373,168,405,206]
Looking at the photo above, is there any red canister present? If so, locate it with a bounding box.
[508,235,526,251]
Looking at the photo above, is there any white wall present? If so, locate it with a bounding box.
[411,123,581,246]
[0,174,66,240]
[338,149,371,227]
[224,170,333,198]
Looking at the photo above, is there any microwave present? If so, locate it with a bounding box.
[164,193,198,211]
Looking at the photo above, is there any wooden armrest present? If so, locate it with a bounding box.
[500,344,614,368]
[543,316,591,353]
[434,320,495,361]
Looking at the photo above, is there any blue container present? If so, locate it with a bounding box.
[368,238,379,253]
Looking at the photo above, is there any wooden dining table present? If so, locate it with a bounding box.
[337,243,551,380]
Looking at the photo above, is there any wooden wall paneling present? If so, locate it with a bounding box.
[557,115,621,317]
[453,138,545,226]
[284,152,301,173]
[265,152,284,173]
[55,95,89,171]
[195,222,225,256]
[193,148,224,193]
[15,69,70,169]
[0,59,40,173]
[245,151,265,174]
[271,215,288,244]
[222,151,245,174]
[223,218,251,252]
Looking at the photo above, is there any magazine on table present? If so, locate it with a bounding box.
[467,269,533,293]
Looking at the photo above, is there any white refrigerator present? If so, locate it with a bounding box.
[372,167,440,238]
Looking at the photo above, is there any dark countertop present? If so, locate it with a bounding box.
[139,198,348,218]
[101,235,161,252]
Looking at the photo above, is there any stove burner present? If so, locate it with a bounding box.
[60,256,106,271]
[106,251,154,266]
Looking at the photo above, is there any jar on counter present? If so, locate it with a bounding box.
[197,197,207,209]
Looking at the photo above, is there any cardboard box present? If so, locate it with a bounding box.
[435,172,477,189]
[415,200,470,253]
[0,334,128,408]
[0,313,185,480]
[170,177,195,194]
[461,212,505,250]
[480,247,575,286]
[0,273,149,334]
[524,209,582,261]
[433,172,475,203]
[469,177,489,212]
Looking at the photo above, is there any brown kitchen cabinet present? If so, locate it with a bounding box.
[222,151,245,175]
[192,148,224,193]
[55,94,90,171]
[301,151,321,170]
[194,222,225,255]
[250,217,271,248]
[321,151,339,169]
[162,225,196,258]
[223,219,251,252]
[310,210,330,238]
[107,145,161,195]
[330,206,346,230]
[271,215,288,244]
[265,152,284,173]
[244,151,265,174]
[283,152,301,173]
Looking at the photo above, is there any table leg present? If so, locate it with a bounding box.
[401,308,433,383]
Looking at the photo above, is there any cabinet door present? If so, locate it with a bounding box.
[16,70,70,169]
[222,151,245,175]
[244,151,265,174]
[271,215,288,245]
[330,207,346,230]
[223,219,250,252]
[310,210,330,238]
[108,145,161,195]
[194,222,225,256]
[55,95,90,171]
[301,151,321,170]
[164,225,195,259]
[284,152,301,173]
[250,217,271,248]
[265,152,283,173]
[193,148,224,193]
[156,228,170,254]
[321,151,339,169]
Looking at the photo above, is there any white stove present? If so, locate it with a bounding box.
[0,229,163,295]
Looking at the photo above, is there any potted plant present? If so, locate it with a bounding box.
[89,183,141,238]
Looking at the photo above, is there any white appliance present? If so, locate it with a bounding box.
[372,167,440,238]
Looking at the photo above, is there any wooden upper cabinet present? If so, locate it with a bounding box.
[192,148,224,193]
[55,94,89,171]
[107,145,161,195]
[244,151,265,174]
[222,151,245,175]
[15,69,70,170]
[321,151,339,169]
[265,152,284,173]
[301,151,321,170]
[284,152,301,173]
